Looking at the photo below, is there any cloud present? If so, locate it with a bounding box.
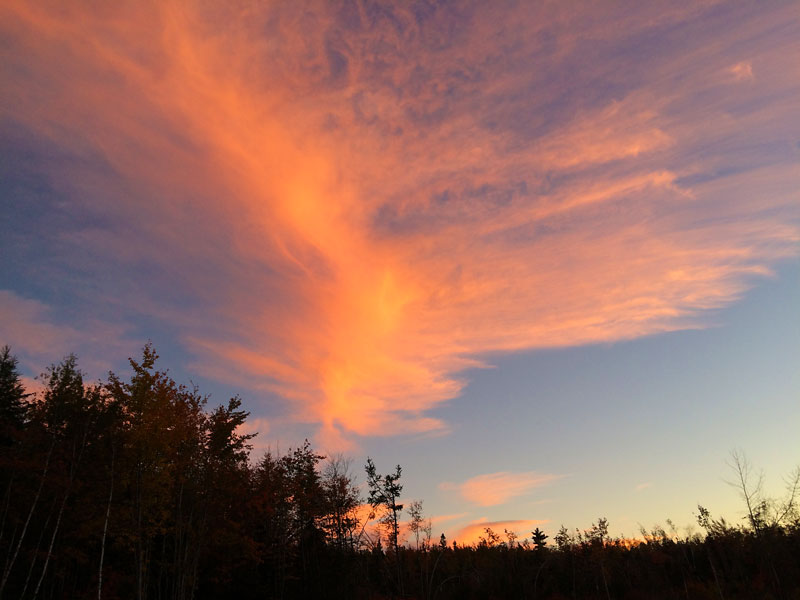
[396,511,469,545]
[443,471,564,507]
[451,518,549,546]
[430,512,470,525]
[1,2,798,444]
[0,290,135,377]
[635,482,653,492]
[0,291,78,359]
[728,61,754,82]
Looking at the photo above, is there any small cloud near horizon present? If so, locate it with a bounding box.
[442,471,564,507]
[450,518,549,546]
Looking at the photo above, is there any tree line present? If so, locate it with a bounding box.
[1,345,798,599]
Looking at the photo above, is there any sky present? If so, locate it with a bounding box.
[1,1,798,544]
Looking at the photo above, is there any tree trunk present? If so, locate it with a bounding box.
[136,466,145,600]
[0,439,54,597]
[34,426,88,599]
[20,495,57,598]
[98,449,114,600]
[0,476,14,547]
[32,488,69,598]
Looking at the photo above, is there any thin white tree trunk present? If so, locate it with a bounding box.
[97,449,114,600]
[33,423,89,599]
[19,496,57,598]
[0,440,53,597]
[32,490,68,598]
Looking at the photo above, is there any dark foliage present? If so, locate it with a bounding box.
[1,345,798,599]
[0,345,28,443]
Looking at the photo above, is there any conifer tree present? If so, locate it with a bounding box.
[0,346,27,439]
[365,458,403,557]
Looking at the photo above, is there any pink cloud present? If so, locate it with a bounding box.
[728,61,754,82]
[444,471,564,507]
[0,290,135,377]
[0,291,77,359]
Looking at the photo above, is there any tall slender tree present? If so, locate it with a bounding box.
[365,457,404,595]
[365,458,404,556]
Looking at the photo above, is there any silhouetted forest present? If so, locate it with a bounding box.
[1,345,798,599]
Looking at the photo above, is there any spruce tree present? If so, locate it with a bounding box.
[0,345,27,439]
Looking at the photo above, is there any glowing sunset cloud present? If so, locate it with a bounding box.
[451,518,549,547]
[394,511,468,545]
[2,2,798,447]
[443,471,563,507]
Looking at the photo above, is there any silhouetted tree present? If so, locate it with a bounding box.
[532,527,548,550]
[320,455,362,551]
[408,500,425,551]
[106,344,209,600]
[727,448,799,533]
[365,458,403,556]
[0,346,27,441]
[3,343,800,600]
[365,457,404,594]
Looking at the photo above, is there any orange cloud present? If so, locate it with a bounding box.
[451,518,549,547]
[2,2,798,448]
[395,511,469,546]
[444,472,563,507]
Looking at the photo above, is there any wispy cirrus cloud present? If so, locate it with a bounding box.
[442,471,564,507]
[1,2,798,448]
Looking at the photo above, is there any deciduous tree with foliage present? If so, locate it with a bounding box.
[320,455,362,551]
